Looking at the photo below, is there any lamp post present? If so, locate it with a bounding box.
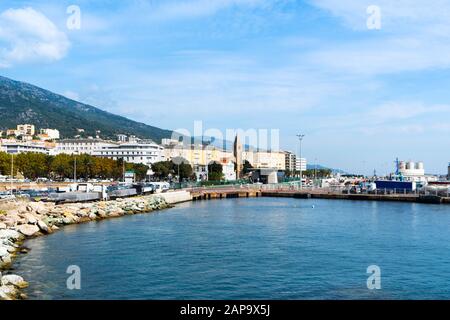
[296,134,305,189]
[122,158,125,183]
[314,157,317,180]
[72,151,78,182]
[10,153,14,196]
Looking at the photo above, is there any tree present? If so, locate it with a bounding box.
[15,153,51,179]
[130,163,149,181]
[178,162,193,181]
[304,168,332,178]
[208,162,223,181]
[50,154,73,180]
[0,152,10,176]
[243,160,253,174]
[151,161,173,180]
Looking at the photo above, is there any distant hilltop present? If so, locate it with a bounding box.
[306,164,348,175]
[0,75,173,143]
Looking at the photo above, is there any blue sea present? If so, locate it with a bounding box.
[11,198,450,299]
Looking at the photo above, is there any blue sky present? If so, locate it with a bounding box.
[0,0,449,174]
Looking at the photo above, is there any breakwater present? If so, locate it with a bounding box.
[0,191,191,300]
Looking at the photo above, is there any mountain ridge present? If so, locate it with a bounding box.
[0,75,173,142]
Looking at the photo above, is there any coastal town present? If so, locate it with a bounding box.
[0,123,449,191]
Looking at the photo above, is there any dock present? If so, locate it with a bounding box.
[190,187,262,201]
[188,186,450,204]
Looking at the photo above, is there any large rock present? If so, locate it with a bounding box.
[0,229,22,241]
[24,213,38,225]
[0,247,8,257]
[1,275,28,288]
[37,220,49,233]
[17,224,40,237]
[0,222,6,229]
[0,285,17,300]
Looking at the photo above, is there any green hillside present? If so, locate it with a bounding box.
[0,75,172,142]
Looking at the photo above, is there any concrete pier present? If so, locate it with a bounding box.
[190,188,261,201]
[187,187,449,204]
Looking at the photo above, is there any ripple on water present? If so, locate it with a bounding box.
[12,197,450,300]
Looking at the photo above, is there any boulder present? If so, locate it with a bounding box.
[0,229,22,241]
[0,222,6,229]
[2,218,16,228]
[17,224,40,237]
[1,275,28,289]
[24,213,38,225]
[0,254,11,265]
[0,285,16,300]
[0,247,8,257]
[37,220,49,233]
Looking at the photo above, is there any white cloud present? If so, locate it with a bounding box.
[0,7,70,67]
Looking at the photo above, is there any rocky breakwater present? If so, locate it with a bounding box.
[0,195,170,300]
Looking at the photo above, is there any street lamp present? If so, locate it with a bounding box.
[10,153,14,196]
[314,157,317,180]
[296,134,305,189]
[73,151,78,182]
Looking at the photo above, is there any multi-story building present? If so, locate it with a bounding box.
[284,151,306,173]
[161,138,182,147]
[284,151,297,172]
[55,139,118,155]
[116,134,128,142]
[296,158,307,172]
[93,140,165,167]
[16,124,35,136]
[1,141,51,154]
[243,151,286,170]
[165,144,233,167]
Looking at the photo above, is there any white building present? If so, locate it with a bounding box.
[55,139,117,155]
[1,141,51,154]
[39,128,60,140]
[243,151,285,170]
[398,161,425,182]
[284,151,297,172]
[116,134,128,142]
[162,138,182,147]
[222,160,237,181]
[93,140,165,167]
[16,124,35,136]
[295,158,307,172]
